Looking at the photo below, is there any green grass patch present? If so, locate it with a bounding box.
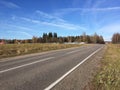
[0,43,82,59]
[93,44,120,90]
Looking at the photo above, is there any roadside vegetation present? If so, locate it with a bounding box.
[93,44,120,90]
[0,32,105,59]
[0,43,81,59]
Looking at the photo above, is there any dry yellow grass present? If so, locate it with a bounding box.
[93,44,120,90]
[0,43,81,59]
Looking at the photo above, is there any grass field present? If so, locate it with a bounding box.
[0,43,81,59]
[93,44,120,90]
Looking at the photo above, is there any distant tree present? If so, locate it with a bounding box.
[68,36,72,42]
[42,33,48,43]
[58,37,64,43]
[24,39,28,43]
[53,33,58,43]
[112,33,120,44]
[53,33,57,38]
[64,37,68,42]
[78,36,82,42]
[71,36,75,42]
[48,32,53,38]
[82,32,87,42]
[32,36,38,43]
[48,32,53,43]
[93,33,98,43]
[37,37,42,43]
[99,36,105,44]
[86,35,91,43]
[3,32,105,44]
[27,39,32,43]
[13,39,18,44]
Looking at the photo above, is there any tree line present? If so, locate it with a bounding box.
[0,32,105,44]
[112,33,120,44]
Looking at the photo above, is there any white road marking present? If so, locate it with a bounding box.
[66,50,80,55]
[44,46,103,90]
[0,57,54,74]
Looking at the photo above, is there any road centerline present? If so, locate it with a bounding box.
[66,50,80,55]
[0,57,54,74]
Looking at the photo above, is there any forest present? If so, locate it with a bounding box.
[0,32,105,44]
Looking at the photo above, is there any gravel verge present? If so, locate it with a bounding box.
[52,46,106,90]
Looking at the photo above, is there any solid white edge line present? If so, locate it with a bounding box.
[44,46,103,90]
[0,57,54,74]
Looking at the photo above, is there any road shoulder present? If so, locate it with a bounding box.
[52,46,106,90]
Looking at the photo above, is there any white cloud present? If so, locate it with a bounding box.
[41,21,84,30]
[55,6,120,16]
[36,10,55,19]
[21,12,87,31]
[98,24,120,33]
[18,31,32,37]
[21,17,32,22]
[7,31,32,38]
[0,23,33,32]
[7,24,33,31]
[36,10,66,22]
[59,7,120,12]
[10,11,87,31]
[97,24,120,41]
[0,0,20,8]
[11,16,16,20]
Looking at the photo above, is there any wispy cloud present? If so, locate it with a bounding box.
[59,7,120,12]
[54,6,120,16]
[0,23,32,39]
[20,10,87,31]
[97,24,120,41]
[21,17,86,30]
[19,31,32,37]
[4,24,33,31]
[7,31,32,39]
[36,10,66,22]
[98,24,120,33]
[0,0,20,8]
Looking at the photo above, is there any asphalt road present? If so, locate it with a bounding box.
[0,44,104,90]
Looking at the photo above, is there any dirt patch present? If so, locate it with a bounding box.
[52,46,106,90]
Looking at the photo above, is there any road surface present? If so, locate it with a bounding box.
[0,44,103,90]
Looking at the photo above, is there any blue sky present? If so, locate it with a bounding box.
[0,0,120,41]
